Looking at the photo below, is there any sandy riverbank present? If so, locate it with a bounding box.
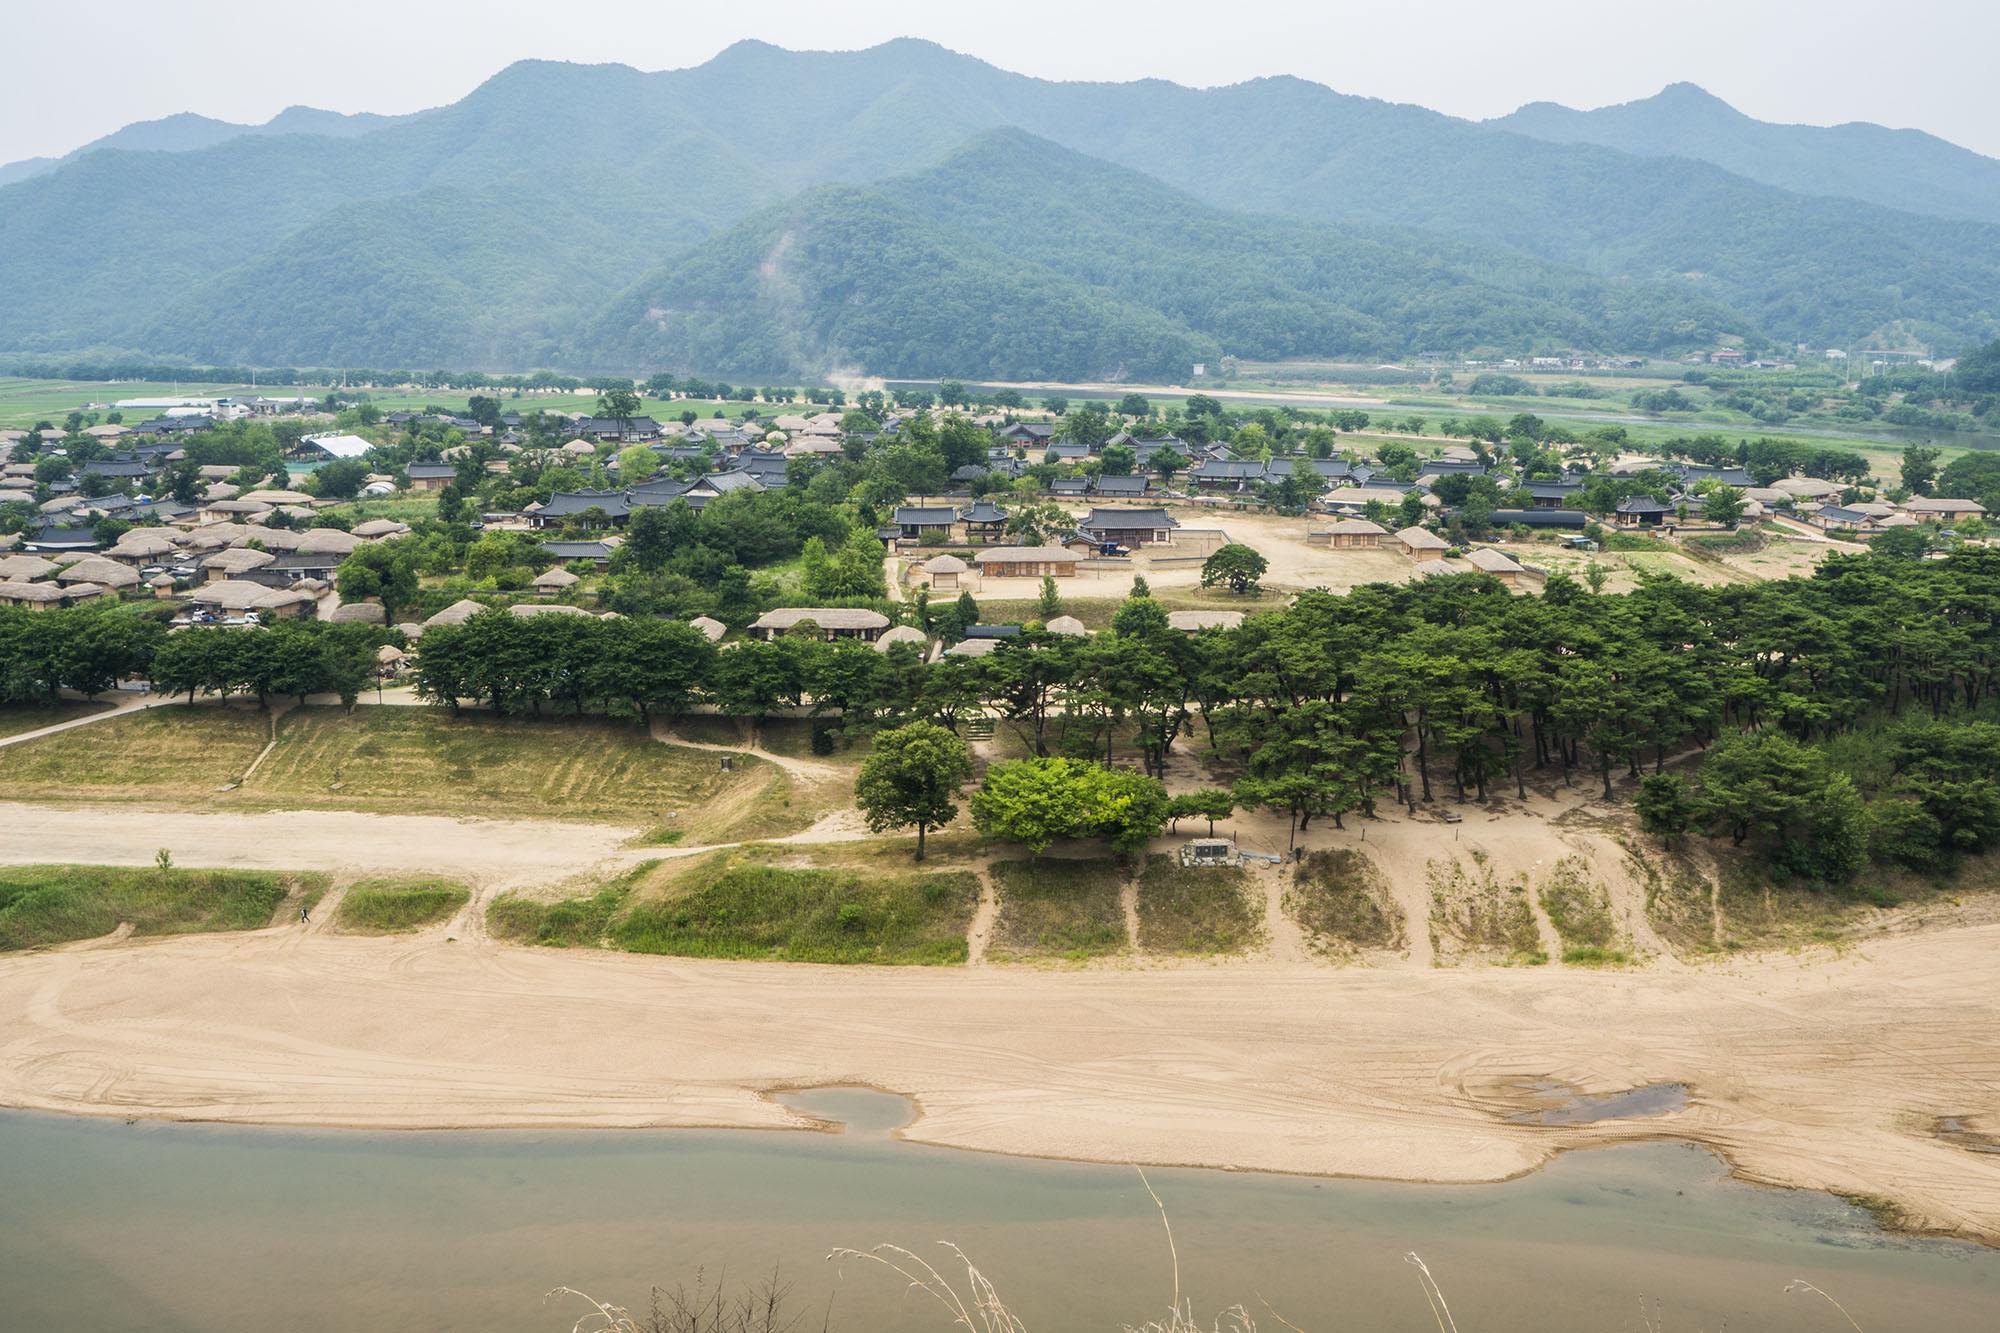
[2,913,1997,1245]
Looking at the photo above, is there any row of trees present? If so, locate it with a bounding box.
[391,545,2000,880]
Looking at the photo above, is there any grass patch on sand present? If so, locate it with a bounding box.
[1136,854,1261,955]
[1288,848,1404,955]
[1537,855,1629,964]
[0,863,324,950]
[1427,853,1544,966]
[489,866,647,947]
[988,857,1128,960]
[332,877,471,934]
[492,852,978,964]
[0,699,113,739]
[611,851,977,964]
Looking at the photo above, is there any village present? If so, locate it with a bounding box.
[1,386,1984,631]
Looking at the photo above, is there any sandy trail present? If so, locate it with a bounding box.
[1,911,1998,1242]
[0,801,641,889]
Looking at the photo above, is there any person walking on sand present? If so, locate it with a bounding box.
[300,905,310,925]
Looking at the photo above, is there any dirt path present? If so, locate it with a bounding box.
[649,716,849,785]
[3,918,1999,1243]
[966,870,998,965]
[1254,863,1312,964]
[0,690,158,750]
[0,802,640,889]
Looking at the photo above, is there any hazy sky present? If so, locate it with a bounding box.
[8,0,1998,164]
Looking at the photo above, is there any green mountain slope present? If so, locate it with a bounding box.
[596,130,1750,379]
[5,39,2000,368]
[1493,83,2000,225]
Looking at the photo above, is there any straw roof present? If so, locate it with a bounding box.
[0,580,70,604]
[190,580,305,611]
[1043,615,1089,636]
[327,601,388,625]
[376,644,408,665]
[202,547,277,573]
[424,598,490,627]
[689,615,727,641]
[971,546,1076,564]
[532,566,580,590]
[0,554,56,581]
[148,572,177,588]
[201,482,241,501]
[509,602,592,617]
[204,499,272,516]
[238,489,316,506]
[395,622,425,641]
[1412,559,1460,578]
[294,528,362,555]
[240,527,305,551]
[943,636,1001,658]
[55,556,140,588]
[873,624,929,652]
[353,519,410,538]
[1166,610,1245,632]
[111,530,180,558]
[1314,518,1388,536]
[1464,547,1524,574]
[922,554,969,574]
[1395,526,1450,551]
[751,607,891,631]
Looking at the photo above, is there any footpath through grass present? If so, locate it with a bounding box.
[0,864,324,950]
[490,850,978,964]
[988,858,1128,960]
[331,878,471,934]
[0,701,113,740]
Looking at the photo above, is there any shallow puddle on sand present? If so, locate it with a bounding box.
[779,1085,917,1136]
[1936,1116,2000,1154]
[1504,1079,1690,1125]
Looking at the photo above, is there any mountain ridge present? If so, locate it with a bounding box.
[4,41,1998,372]
[1492,83,2000,224]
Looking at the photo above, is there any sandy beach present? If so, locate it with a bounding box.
[2,904,1998,1244]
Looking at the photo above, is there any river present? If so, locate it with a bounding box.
[3,1090,1993,1331]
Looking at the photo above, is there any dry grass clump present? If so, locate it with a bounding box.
[1136,855,1262,955]
[1536,856,1630,965]
[988,858,1129,961]
[1426,854,1542,966]
[1286,848,1404,956]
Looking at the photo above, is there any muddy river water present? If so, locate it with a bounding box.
[3,1090,1994,1331]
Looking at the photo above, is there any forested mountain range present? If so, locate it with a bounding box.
[0,104,418,189]
[1493,83,2000,226]
[4,40,1999,376]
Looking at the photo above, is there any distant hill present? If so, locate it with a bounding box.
[0,104,424,188]
[5,41,1999,371]
[1493,83,2000,225]
[595,130,1748,380]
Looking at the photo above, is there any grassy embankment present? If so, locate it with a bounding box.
[1287,848,1405,956]
[491,847,978,964]
[987,858,1128,961]
[331,878,472,934]
[0,706,818,840]
[0,700,112,739]
[1135,854,1262,954]
[0,863,325,950]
